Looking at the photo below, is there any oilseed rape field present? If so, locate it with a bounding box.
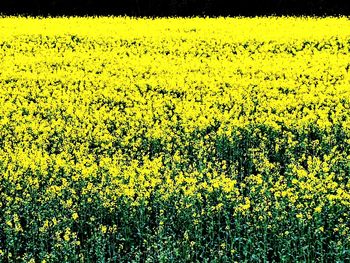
[1,17,350,262]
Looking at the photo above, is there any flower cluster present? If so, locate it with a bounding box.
[0,16,350,262]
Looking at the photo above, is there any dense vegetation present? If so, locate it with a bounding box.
[0,17,350,262]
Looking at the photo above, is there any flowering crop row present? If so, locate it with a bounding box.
[0,17,350,262]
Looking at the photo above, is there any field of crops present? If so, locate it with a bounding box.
[0,17,350,262]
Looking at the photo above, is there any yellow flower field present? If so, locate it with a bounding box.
[0,17,350,262]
